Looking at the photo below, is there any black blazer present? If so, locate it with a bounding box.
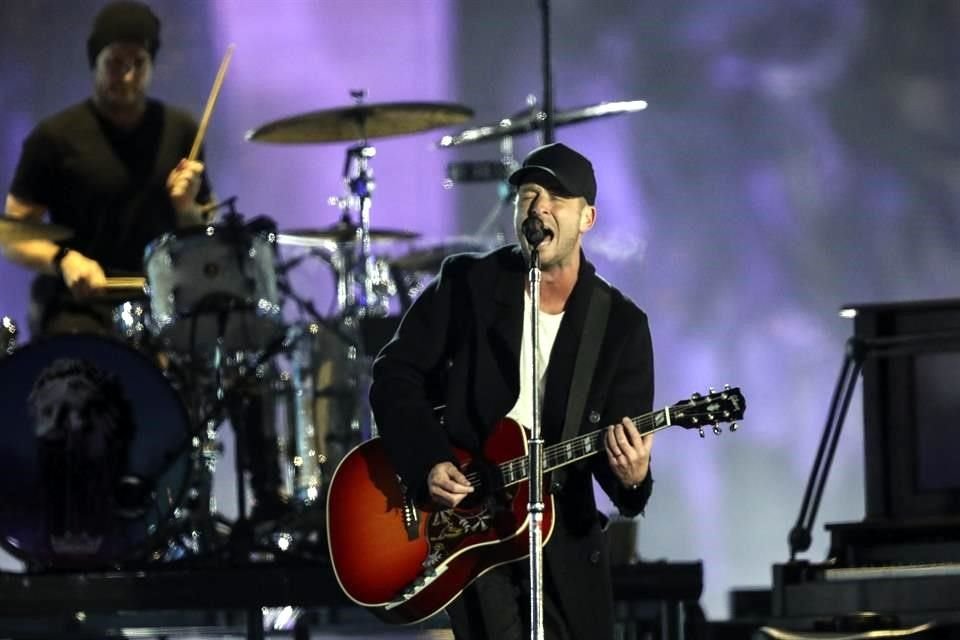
[370,244,654,638]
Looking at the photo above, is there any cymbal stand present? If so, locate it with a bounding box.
[205,306,259,558]
[334,141,382,316]
[472,134,520,242]
[182,301,261,561]
[330,144,378,451]
[154,308,238,563]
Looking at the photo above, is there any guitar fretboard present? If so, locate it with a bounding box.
[498,408,671,487]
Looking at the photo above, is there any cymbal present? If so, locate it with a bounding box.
[276,222,419,247]
[0,215,73,243]
[437,99,648,148]
[246,102,474,144]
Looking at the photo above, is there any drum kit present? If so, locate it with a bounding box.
[0,94,646,572]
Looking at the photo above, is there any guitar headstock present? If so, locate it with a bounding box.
[671,385,746,437]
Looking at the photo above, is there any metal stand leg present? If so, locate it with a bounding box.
[659,600,683,640]
[247,606,264,640]
[294,616,311,640]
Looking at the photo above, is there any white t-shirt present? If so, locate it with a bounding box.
[506,290,565,430]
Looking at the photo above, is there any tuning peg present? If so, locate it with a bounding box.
[698,427,705,438]
[691,392,702,401]
[713,424,722,436]
[729,422,739,432]
[709,386,716,394]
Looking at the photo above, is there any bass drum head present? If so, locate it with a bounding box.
[0,334,194,569]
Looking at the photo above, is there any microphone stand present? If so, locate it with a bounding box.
[525,1,555,632]
[522,215,548,640]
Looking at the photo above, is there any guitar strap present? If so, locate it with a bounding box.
[553,278,611,490]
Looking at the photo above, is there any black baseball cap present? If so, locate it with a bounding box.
[508,142,597,205]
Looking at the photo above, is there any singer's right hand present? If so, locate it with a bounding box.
[427,461,474,508]
[59,250,107,298]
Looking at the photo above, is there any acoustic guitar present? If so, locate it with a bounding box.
[326,386,745,624]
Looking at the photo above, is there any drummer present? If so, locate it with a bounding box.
[1,1,211,337]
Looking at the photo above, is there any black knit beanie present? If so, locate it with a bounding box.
[86,1,161,68]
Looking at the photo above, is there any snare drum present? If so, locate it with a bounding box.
[0,334,196,569]
[144,225,282,357]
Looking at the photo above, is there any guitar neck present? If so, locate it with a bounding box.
[498,408,672,488]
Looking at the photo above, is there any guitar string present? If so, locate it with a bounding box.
[461,392,742,489]
[461,420,661,489]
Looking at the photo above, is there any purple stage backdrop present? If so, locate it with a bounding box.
[3,0,960,619]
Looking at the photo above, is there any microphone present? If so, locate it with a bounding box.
[521,194,551,247]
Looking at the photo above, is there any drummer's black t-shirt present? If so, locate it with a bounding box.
[9,98,212,332]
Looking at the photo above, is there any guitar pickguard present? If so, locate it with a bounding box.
[423,502,495,568]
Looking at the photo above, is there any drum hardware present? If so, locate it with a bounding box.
[195,194,240,225]
[247,92,472,317]
[389,237,498,274]
[162,316,312,561]
[238,93,474,550]
[112,300,150,349]
[389,237,497,311]
[0,214,73,243]
[335,138,387,317]
[2,316,17,356]
[445,160,513,184]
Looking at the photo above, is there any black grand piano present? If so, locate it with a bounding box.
[772,298,960,627]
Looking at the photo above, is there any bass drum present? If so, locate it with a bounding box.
[0,334,195,570]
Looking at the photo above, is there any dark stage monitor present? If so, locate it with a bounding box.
[846,298,960,521]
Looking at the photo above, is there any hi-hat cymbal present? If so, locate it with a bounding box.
[0,215,73,243]
[437,99,648,148]
[276,222,419,247]
[246,102,474,144]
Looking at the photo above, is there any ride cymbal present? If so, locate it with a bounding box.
[246,102,474,144]
[437,99,648,148]
[0,215,73,243]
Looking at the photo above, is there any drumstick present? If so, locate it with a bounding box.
[188,44,235,162]
[104,276,147,292]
